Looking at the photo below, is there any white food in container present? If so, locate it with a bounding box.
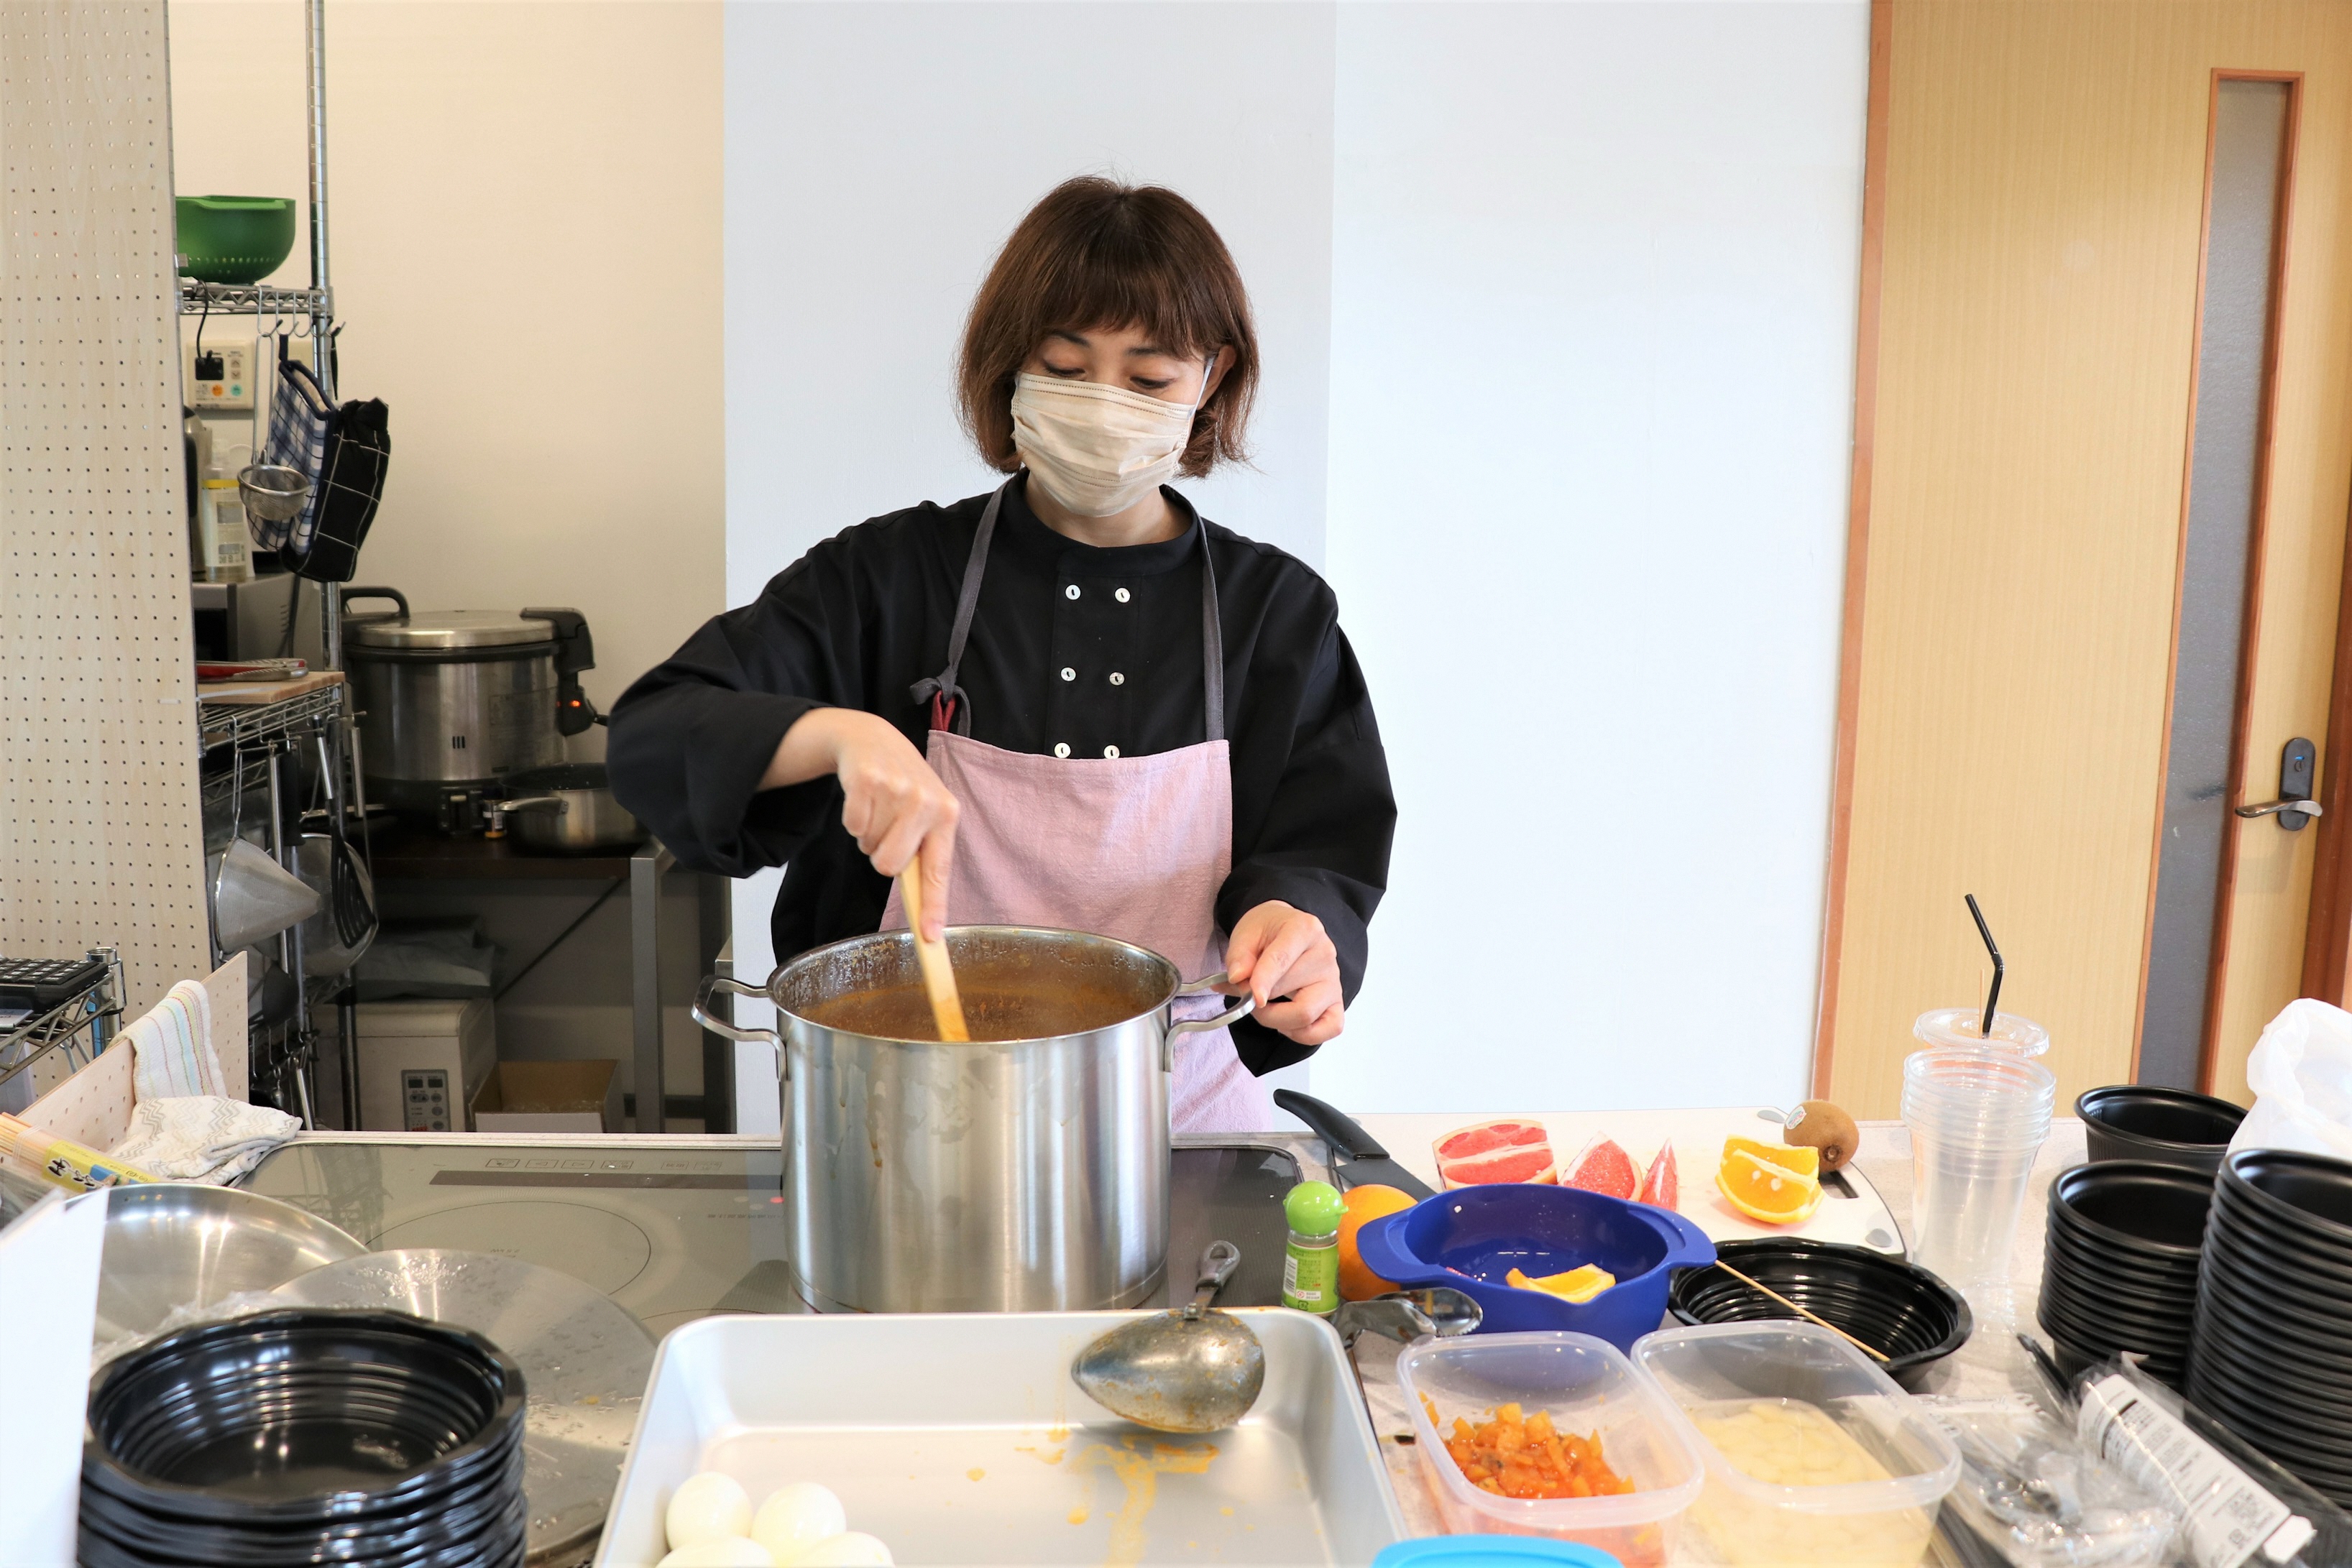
[666,1471,754,1549]
[752,1481,847,1563]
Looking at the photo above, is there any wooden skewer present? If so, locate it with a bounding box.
[897,849,969,1042]
[1712,1260,1891,1363]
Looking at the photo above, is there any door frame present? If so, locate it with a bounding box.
[2131,68,2302,1092]
[1810,0,1893,1097]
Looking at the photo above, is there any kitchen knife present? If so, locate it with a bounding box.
[1272,1089,1435,1199]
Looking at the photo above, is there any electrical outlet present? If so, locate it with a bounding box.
[185,341,254,410]
[181,336,314,412]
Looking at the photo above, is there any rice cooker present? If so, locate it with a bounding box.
[341,587,600,818]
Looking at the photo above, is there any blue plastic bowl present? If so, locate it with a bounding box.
[1355,1184,1714,1350]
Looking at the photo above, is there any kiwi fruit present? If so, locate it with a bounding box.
[1783,1099,1859,1171]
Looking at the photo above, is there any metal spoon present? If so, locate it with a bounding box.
[1071,1240,1264,1434]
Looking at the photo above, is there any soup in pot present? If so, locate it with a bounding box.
[796,980,1148,1042]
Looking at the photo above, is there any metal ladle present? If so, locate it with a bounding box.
[1072,1240,1264,1434]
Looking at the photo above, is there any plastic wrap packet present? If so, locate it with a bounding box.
[2020,1337,2352,1568]
[1920,1393,2179,1567]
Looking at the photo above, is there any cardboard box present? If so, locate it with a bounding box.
[470,1060,622,1135]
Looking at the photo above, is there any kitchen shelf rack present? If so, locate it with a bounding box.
[182,0,368,1137]
[0,949,123,1111]
[198,679,362,1132]
[197,680,346,755]
[178,278,334,328]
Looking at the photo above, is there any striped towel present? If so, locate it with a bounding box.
[126,979,226,1101]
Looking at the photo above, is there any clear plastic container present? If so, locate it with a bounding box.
[1630,1323,1961,1568]
[1396,1331,1705,1567]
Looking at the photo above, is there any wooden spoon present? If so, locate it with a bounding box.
[897,849,969,1041]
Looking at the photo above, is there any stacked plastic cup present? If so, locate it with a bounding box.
[1901,1045,2057,1285]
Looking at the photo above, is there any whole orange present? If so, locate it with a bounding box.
[1336,1184,1417,1301]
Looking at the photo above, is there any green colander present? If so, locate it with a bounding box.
[175,195,297,286]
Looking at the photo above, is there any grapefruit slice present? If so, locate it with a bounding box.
[1715,1147,1822,1225]
[1435,1120,1548,1160]
[1435,1120,1556,1189]
[1637,1140,1679,1209]
[1561,1137,1638,1200]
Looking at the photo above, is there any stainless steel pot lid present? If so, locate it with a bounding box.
[347,610,555,650]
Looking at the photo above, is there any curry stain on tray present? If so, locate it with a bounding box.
[1069,1435,1221,1567]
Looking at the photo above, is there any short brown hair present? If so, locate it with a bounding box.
[958,177,1258,478]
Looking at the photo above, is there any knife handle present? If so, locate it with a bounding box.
[1273,1089,1391,1161]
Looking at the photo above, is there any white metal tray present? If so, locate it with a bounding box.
[592,1308,1405,1567]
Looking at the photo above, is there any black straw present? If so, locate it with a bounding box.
[1965,893,2003,1038]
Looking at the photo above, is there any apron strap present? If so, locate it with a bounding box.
[910,477,1226,745]
[1196,502,1225,745]
[907,480,1009,735]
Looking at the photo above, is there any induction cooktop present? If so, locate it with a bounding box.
[241,1135,1328,1337]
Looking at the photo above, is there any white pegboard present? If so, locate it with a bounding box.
[0,1,211,1017]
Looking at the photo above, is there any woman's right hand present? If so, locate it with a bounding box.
[763,709,958,937]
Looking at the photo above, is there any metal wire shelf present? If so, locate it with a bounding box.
[198,682,346,756]
[178,277,334,326]
[0,948,123,1099]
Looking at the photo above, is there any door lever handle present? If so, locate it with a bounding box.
[2239,737,2321,829]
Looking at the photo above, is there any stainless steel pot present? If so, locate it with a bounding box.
[486,764,642,853]
[694,926,1253,1314]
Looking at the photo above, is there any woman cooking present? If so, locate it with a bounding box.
[608,177,1393,1132]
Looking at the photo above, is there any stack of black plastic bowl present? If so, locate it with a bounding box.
[81,1309,527,1568]
[2077,1085,2245,1173]
[2189,1148,2352,1506]
[2039,1161,2210,1387]
[1667,1238,1973,1391]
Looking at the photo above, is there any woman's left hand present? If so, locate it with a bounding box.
[1224,901,1344,1046]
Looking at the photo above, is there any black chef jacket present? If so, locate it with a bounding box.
[606,477,1394,1074]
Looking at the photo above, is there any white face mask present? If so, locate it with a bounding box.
[1009,359,1213,517]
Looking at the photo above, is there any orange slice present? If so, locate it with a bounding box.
[1723,1137,1819,1178]
[1716,1147,1823,1225]
[1505,1264,1617,1303]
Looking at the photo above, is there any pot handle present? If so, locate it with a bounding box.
[693,974,785,1082]
[1171,971,1258,1036]
[1164,972,1257,1071]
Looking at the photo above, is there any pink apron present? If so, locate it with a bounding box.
[879,481,1276,1133]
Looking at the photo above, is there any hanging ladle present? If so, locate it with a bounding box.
[1072,1241,1264,1434]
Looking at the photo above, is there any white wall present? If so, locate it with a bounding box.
[723,0,1869,1117]
[723,1,1338,1097]
[1318,1,1870,1112]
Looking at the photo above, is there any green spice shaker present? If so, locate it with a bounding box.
[1281,1179,1346,1315]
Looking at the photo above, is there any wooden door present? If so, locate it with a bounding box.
[1819,0,2352,1116]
